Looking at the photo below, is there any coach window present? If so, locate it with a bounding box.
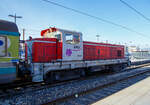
[0,36,7,57]
[66,34,80,44]
[117,50,122,57]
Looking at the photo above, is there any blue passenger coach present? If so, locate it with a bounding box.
[0,20,20,84]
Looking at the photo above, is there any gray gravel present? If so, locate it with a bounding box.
[57,72,150,105]
[0,66,150,105]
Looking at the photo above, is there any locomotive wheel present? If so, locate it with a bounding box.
[45,72,55,83]
[85,67,92,75]
[80,69,86,77]
[110,64,123,72]
[45,72,61,83]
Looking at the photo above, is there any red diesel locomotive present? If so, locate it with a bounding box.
[25,27,129,83]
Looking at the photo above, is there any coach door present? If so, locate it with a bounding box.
[62,32,83,61]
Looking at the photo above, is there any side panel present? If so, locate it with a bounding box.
[32,40,57,63]
[83,41,125,60]
[57,42,62,60]
[100,46,108,59]
[83,45,97,60]
[116,46,124,59]
[0,35,19,62]
[0,66,16,84]
[110,47,116,59]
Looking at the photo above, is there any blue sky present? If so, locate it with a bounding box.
[1,0,150,48]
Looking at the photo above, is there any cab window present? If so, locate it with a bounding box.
[66,33,80,44]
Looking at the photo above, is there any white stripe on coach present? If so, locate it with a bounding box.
[33,40,56,43]
[83,43,124,48]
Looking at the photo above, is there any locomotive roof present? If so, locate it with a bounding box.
[41,27,82,36]
[0,19,19,32]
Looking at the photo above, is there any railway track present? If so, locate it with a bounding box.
[0,62,150,105]
[44,64,150,105]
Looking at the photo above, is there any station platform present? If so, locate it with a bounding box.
[92,76,150,105]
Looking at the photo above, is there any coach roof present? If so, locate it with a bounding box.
[0,19,19,33]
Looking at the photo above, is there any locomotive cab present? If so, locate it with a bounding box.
[41,28,83,61]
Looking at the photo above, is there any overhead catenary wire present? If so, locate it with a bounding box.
[20,27,41,32]
[120,0,150,22]
[25,32,39,36]
[42,0,150,39]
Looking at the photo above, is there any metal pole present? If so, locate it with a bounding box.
[23,29,25,41]
[96,35,100,42]
[22,29,25,51]
[8,13,22,24]
[14,13,16,23]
